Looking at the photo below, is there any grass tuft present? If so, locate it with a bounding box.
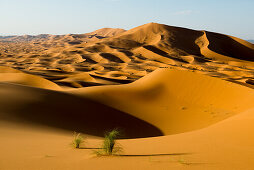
[95,129,122,156]
[71,132,84,149]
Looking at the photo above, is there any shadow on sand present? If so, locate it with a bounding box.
[0,83,163,139]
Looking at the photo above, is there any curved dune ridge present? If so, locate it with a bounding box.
[0,68,253,138]
[196,31,254,62]
[0,66,23,73]
[0,66,61,90]
[68,68,254,135]
[88,28,126,37]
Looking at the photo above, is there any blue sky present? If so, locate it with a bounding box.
[0,0,253,39]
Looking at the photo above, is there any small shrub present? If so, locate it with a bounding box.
[71,132,84,149]
[103,129,120,155]
[95,129,122,156]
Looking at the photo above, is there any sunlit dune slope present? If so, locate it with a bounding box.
[102,22,254,62]
[68,68,254,135]
[1,68,253,138]
[0,23,253,88]
[119,107,254,170]
[0,66,61,90]
[0,66,23,73]
[88,28,126,37]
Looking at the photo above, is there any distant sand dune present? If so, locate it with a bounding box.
[0,66,61,90]
[1,23,253,88]
[196,31,254,62]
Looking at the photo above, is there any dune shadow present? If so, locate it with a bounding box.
[100,53,124,63]
[119,50,134,57]
[0,83,163,139]
[81,54,98,64]
[205,31,254,61]
[143,45,187,63]
[90,74,133,84]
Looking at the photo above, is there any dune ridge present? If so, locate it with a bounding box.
[196,31,254,62]
[1,23,254,88]
[68,69,254,135]
[1,68,253,137]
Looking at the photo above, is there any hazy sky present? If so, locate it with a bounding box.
[0,0,253,39]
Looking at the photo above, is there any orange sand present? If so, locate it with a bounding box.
[0,23,254,170]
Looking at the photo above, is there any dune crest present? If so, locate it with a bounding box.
[1,23,254,88]
[68,69,254,135]
[196,31,254,62]
[0,67,61,90]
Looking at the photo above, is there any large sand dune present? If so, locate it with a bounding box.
[0,68,253,169]
[1,23,253,88]
[0,23,254,169]
[68,69,254,135]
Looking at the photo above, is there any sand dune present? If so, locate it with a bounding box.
[118,107,254,170]
[88,28,126,38]
[0,66,61,90]
[1,23,253,88]
[0,23,254,170]
[0,69,253,169]
[0,82,161,138]
[68,69,254,135]
[1,68,253,137]
[196,31,254,62]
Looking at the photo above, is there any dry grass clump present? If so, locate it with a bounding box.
[95,129,122,156]
[71,132,85,149]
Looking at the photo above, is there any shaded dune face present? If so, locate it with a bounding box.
[0,83,162,139]
[196,31,254,62]
[205,31,254,61]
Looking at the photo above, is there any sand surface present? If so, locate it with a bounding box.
[0,23,254,170]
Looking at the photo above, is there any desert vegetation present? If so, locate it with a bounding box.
[94,129,122,156]
[71,132,84,149]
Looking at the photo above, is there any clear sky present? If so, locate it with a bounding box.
[0,0,253,39]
